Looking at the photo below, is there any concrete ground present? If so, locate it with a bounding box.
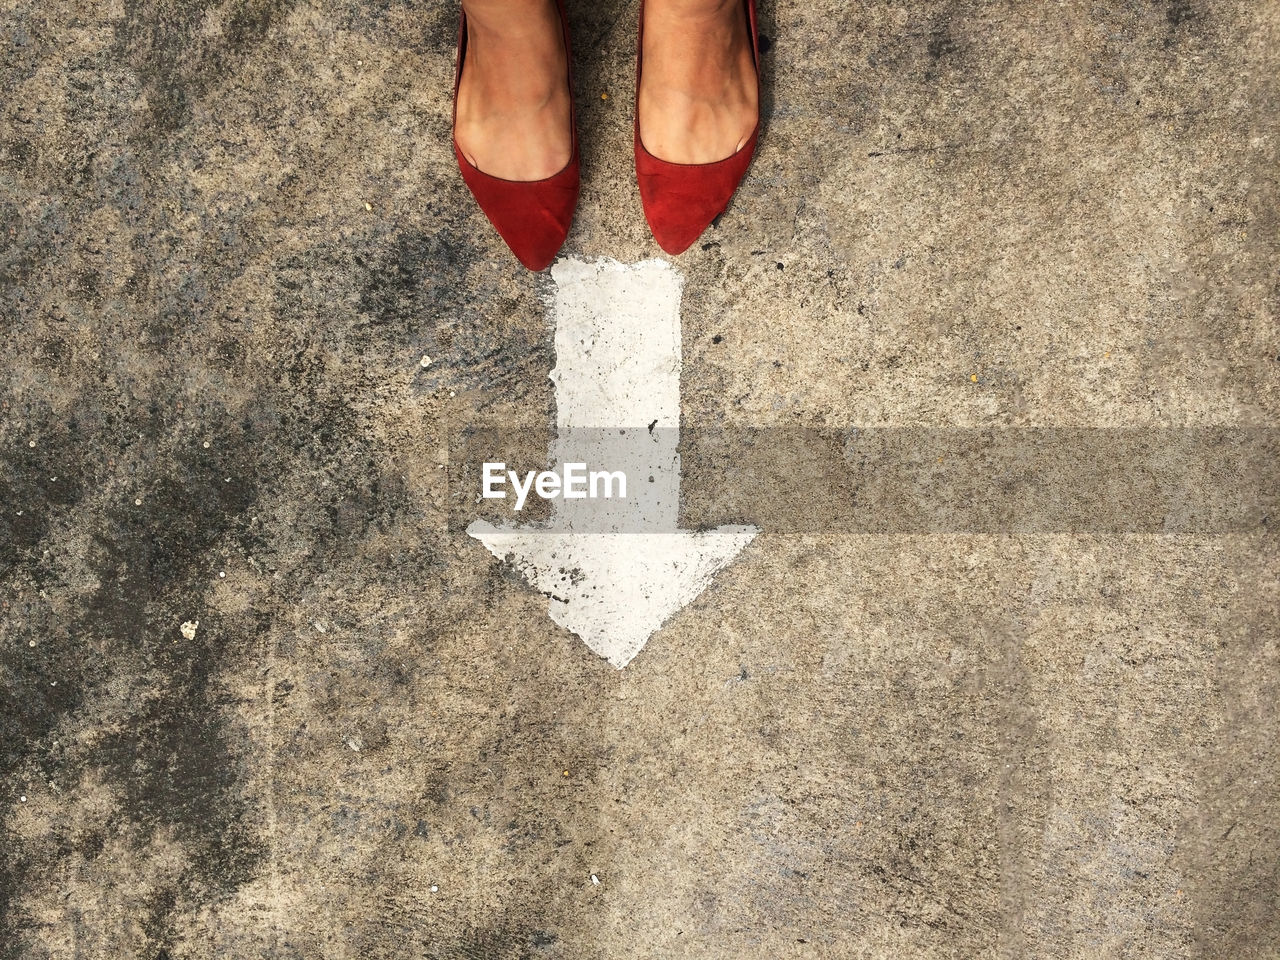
[2,0,1278,957]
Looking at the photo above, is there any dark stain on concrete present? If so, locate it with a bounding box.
[357,228,475,333]
[116,0,299,135]
[0,416,274,954]
[430,923,561,960]
[1165,0,1197,32]
[0,203,50,307]
[926,21,959,63]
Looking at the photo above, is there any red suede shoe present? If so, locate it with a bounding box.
[453,0,580,271]
[634,0,761,255]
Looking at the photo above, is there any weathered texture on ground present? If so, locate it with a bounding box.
[1,0,1277,958]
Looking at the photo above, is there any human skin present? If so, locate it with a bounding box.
[454,0,758,181]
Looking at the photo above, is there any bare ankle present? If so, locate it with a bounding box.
[645,0,744,26]
[462,0,560,39]
[460,0,566,106]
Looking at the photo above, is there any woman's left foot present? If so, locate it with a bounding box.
[638,0,758,164]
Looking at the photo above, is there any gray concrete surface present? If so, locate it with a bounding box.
[2,0,1278,957]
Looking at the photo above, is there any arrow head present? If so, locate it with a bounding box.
[468,524,759,668]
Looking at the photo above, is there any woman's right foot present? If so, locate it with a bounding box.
[638,0,758,165]
[455,0,573,182]
[634,0,761,255]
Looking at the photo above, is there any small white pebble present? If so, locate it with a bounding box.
[420,355,431,368]
[180,620,199,641]
[19,796,26,803]
[202,440,210,449]
[28,640,35,647]
[364,202,372,211]
[134,498,142,506]
[430,885,439,893]
[218,571,226,578]
[356,59,363,66]
[590,874,600,885]
[28,440,35,447]
[449,391,455,398]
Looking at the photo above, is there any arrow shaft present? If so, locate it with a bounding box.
[550,258,684,430]
[549,259,686,530]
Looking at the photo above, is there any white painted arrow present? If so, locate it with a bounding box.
[468,257,758,668]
